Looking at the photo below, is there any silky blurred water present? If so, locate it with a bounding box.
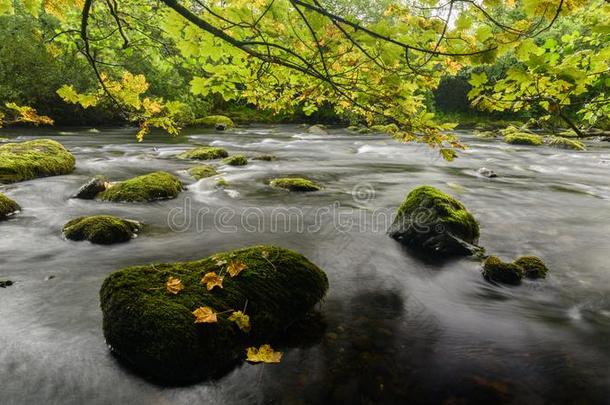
[0,125,609,404]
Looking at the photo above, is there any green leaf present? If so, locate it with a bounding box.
[469,72,488,87]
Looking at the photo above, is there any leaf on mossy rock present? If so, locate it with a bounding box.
[227,260,248,278]
[201,272,224,290]
[246,344,282,364]
[228,310,251,332]
[192,306,218,324]
[166,276,184,295]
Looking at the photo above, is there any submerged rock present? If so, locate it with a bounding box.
[504,133,544,146]
[513,256,549,279]
[270,177,321,192]
[482,256,523,285]
[188,165,217,180]
[252,154,277,161]
[178,147,229,160]
[63,215,141,245]
[387,186,480,256]
[0,139,75,183]
[547,136,585,151]
[72,175,111,199]
[100,245,329,383]
[308,125,328,135]
[98,172,182,202]
[191,115,235,129]
[477,167,497,178]
[0,280,14,288]
[223,154,248,166]
[0,192,20,220]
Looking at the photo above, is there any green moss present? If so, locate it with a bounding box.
[223,154,248,166]
[188,165,217,180]
[100,245,329,383]
[178,147,229,160]
[63,215,141,245]
[270,177,321,192]
[504,132,544,145]
[215,178,229,188]
[513,256,549,279]
[98,172,182,202]
[370,123,400,134]
[388,186,480,255]
[252,154,277,161]
[482,256,524,285]
[191,115,235,128]
[0,192,20,219]
[547,136,585,151]
[0,139,75,183]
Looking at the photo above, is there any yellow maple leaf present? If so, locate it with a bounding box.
[192,306,218,324]
[246,344,282,364]
[227,260,248,278]
[228,310,251,332]
[201,272,224,290]
[166,276,184,294]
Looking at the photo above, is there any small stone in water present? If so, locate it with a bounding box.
[0,280,14,288]
[477,167,498,178]
[215,123,227,131]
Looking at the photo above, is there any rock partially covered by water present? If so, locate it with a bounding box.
[72,175,111,199]
[308,125,328,135]
[388,186,480,256]
[188,165,217,180]
[482,256,523,285]
[63,215,141,245]
[98,172,182,202]
[0,139,75,183]
[513,256,549,279]
[191,115,235,129]
[270,177,321,192]
[178,147,229,160]
[504,132,543,146]
[0,280,14,288]
[100,245,329,383]
[477,167,497,178]
[253,154,277,161]
[547,136,585,151]
[0,192,20,220]
[223,154,248,166]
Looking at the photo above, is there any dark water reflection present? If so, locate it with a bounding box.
[0,125,609,404]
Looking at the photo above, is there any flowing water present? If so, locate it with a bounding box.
[1,125,609,404]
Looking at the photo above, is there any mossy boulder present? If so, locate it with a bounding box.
[98,172,182,202]
[100,245,329,383]
[72,175,111,199]
[504,133,544,146]
[388,186,480,256]
[178,147,229,160]
[0,139,75,183]
[192,115,235,129]
[63,215,141,245]
[223,154,248,166]
[0,192,20,220]
[513,256,549,279]
[253,154,277,161]
[270,177,321,192]
[482,256,523,285]
[188,165,217,180]
[547,136,585,151]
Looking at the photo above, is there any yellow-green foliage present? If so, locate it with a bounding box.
[100,245,329,383]
[188,165,217,180]
[270,177,321,192]
[63,215,141,245]
[191,115,235,128]
[223,154,248,166]
[0,192,20,219]
[178,147,229,160]
[98,172,182,202]
[0,139,75,183]
[370,123,400,134]
[504,133,544,146]
[547,136,585,150]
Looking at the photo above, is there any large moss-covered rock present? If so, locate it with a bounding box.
[223,154,248,166]
[178,147,229,160]
[188,165,217,180]
[0,139,75,183]
[387,186,480,256]
[63,215,141,245]
[482,256,523,285]
[270,177,321,192]
[191,115,235,129]
[504,133,544,146]
[98,172,182,202]
[547,136,585,151]
[100,245,329,383]
[0,192,20,220]
[513,256,549,279]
